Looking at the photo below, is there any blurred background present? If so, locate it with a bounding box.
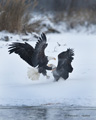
[0,0,96,34]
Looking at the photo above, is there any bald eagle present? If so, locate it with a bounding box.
[48,48,74,81]
[8,33,56,80]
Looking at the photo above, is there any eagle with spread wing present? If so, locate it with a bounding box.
[8,33,56,80]
[48,48,74,81]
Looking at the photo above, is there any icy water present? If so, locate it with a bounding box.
[0,106,96,120]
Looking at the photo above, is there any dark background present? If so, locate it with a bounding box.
[34,0,96,12]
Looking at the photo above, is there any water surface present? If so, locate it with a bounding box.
[0,106,96,120]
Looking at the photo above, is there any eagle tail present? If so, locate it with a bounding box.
[27,67,40,80]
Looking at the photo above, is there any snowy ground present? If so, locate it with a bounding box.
[0,32,96,107]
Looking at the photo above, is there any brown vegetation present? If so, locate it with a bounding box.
[0,0,95,34]
[0,0,37,33]
[52,9,96,30]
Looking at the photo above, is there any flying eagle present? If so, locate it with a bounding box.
[48,48,74,81]
[8,33,56,80]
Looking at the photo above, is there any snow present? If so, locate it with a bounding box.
[0,32,96,107]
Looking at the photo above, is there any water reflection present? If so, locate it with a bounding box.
[0,106,96,120]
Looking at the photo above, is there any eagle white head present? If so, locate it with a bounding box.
[48,64,56,71]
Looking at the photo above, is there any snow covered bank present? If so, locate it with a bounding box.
[0,32,96,106]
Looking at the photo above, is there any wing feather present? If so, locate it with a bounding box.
[8,42,35,66]
[34,33,48,66]
[8,33,49,70]
[35,33,47,50]
[57,48,74,72]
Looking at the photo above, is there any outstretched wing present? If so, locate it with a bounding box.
[57,48,74,73]
[8,42,34,66]
[34,33,48,66]
[8,33,49,69]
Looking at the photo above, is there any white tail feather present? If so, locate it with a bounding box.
[27,67,40,80]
